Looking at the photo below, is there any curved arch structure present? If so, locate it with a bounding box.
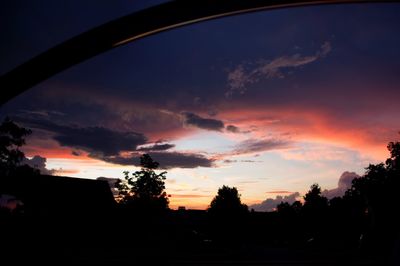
[0,0,396,105]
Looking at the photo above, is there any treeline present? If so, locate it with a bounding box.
[112,140,399,263]
[1,118,399,264]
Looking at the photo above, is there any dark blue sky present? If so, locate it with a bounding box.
[0,0,167,75]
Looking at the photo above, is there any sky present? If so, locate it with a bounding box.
[1,2,400,210]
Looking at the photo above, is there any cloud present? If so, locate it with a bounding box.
[22,155,56,175]
[233,138,291,155]
[22,155,79,176]
[97,151,215,169]
[250,192,301,212]
[18,118,147,156]
[71,150,81,156]
[226,41,331,96]
[265,190,294,194]
[139,151,215,169]
[54,126,147,156]
[20,109,65,118]
[226,125,240,133]
[322,171,360,199]
[137,143,175,151]
[223,159,260,163]
[17,117,215,169]
[182,112,224,131]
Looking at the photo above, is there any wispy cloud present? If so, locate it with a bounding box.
[266,190,294,194]
[232,138,291,155]
[137,142,175,152]
[226,41,331,97]
[223,159,261,163]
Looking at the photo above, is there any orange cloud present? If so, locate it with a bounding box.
[218,105,397,160]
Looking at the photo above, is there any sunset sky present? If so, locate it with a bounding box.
[1,2,400,209]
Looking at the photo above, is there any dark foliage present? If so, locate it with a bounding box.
[208,185,248,215]
[116,154,169,211]
[0,117,38,177]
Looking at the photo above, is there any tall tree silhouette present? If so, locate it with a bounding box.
[117,154,169,211]
[0,117,38,177]
[302,183,328,242]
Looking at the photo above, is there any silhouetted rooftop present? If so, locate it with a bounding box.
[0,174,115,217]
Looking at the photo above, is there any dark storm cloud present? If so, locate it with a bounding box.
[54,127,147,156]
[97,151,214,169]
[233,138,291,155]
[322,171,360,199]
[16,116,214,169]
[250,192,301,212]
[182,112,224,131]
[17,117,147,156]
[137,143,175,151]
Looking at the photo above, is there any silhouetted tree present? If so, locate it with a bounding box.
[303,183,328,211]
[302,183,328,242]
[117,154,169,211]
[345,140,400,257]
[277,200,303,216]
[276,200,303,242]
[0,118,37,177]
[207,185,248,248]
[208,185,248,215]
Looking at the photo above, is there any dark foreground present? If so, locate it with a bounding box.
[2,210,398,265]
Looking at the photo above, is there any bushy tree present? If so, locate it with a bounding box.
[303,183,328,211]
[208,185,248,215]
[117,154,169,211]
[208,185,248,247]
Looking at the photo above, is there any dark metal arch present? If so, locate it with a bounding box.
[0,0,397,105]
